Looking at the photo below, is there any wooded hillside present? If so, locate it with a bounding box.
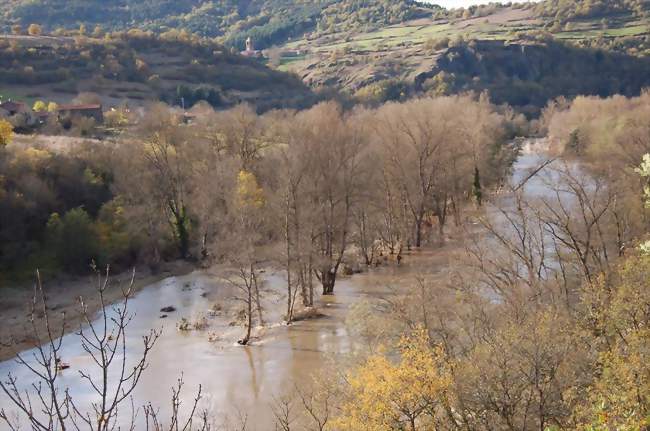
[0,30,315,111]
[0,0,433,49]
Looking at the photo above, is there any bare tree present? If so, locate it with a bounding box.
[0,271,73,431]
[295,384,331,431]
[298,103,369,295]
[468,190,554,308]
[375,96,505,247]
[224,168,268,343]
[143,377,211,431]
[376,100,444,248]
[210,104,271,171]
[273,114,317,313]
[225,263,263,345]
[538,164,619,286]
[189,113,238,261]
[117,105,195,260]
[71,268,158,430]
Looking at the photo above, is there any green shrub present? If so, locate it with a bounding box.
[46,208,100,273]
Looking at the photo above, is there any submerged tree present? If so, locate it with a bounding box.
[224,169,268,344]
[375,95,505,247]
[298,103,370,295]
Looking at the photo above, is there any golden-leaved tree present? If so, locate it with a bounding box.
[230,169,267,344]
[335,331,451,431]
[0,119,13,147]
[236,170,265,210]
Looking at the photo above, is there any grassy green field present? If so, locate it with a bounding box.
[282,11,649,56]
[555,23,649,39]
[286,21,528,54]
[287,22,456,52]
[277,55,307,72]
[0,88,38,105]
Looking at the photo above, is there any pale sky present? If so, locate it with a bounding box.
[428,0,540,8]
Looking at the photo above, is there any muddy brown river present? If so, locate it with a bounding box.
[0,140,567,429]
[0,266,406,429]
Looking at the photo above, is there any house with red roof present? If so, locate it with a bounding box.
[0,100,28,116]
[57,104,104,123]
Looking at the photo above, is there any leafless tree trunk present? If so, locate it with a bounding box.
[227,263,262,346]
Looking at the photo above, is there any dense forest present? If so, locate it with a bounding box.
[317,0,432,33]
[0,94,521,282]
[329,38,650,114]
[417,40,650,113]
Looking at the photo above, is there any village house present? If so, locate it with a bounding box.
[0,100,28,116]
[34,110,51,125]
[57,104,104,123]
[0,99,105,130]
[0,100,38,130]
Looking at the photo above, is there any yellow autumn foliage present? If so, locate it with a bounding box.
[33,100,47,112]
[12,147,52,169]
[335,330,451,431]
[0,119,13,147]
[236,170,265,210]
[27,23,42,36]
[578,255,650,430]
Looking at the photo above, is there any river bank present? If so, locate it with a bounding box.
[0,260,194,361]
[0,225,473,430]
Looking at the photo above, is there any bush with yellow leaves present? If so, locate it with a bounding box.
[335,330,451,431]
[0,119,13,147]
[577,254,650,430]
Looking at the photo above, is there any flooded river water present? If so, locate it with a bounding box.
[0,140,565,429]
[0,264,407,429]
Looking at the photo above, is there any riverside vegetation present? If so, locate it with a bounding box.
[0,0,649,429]
[0,91,648,430]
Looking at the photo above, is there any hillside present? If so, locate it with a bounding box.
[1,0,649,112]
[0,0,435,50]
[418,40,650,111]
[276,0,650,112]
[0,31,315,111]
